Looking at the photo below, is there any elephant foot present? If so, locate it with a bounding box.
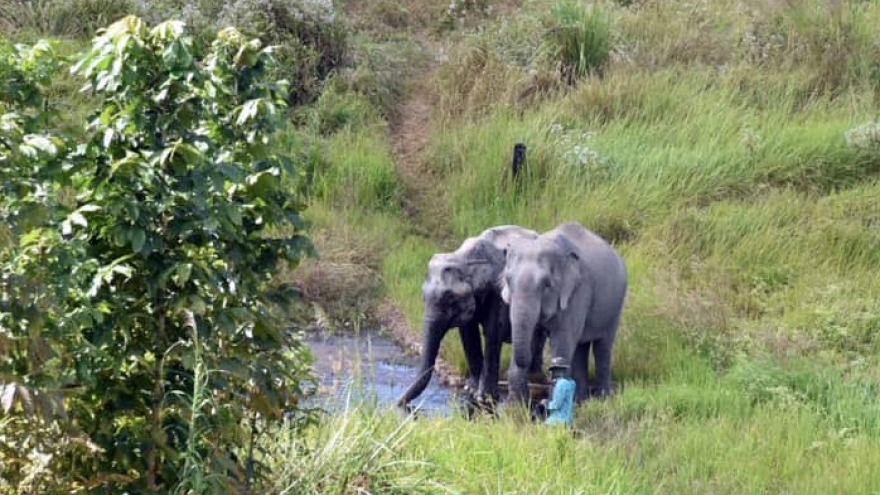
[397,402,422,419]
[474,384,501,406]
[505,368,531,405]
[458,394,499,420]
[589,382,618,399]
[505,386,531,405]
[461,377,480,399]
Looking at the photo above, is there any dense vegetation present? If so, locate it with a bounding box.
[0,11,316,495]
[3,0,880,493]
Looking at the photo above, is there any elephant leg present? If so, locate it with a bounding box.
[527,328,547,379]
[458,321,483,395]
[592,336,614,397]
[572,343,592,402]
[506,362,530,404]
[477,309,502,403]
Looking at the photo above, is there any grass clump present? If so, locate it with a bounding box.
[544,0,612,83]
[0,0,133,38]
[264,407,449,495]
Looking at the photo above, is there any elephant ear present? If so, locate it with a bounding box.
[559,251,580,311]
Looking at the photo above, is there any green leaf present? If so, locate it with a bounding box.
[236,99,260,126]
[23,134,58,155]
[69,211,88,228]
[18,143,37,158]
[173,263,192,286]
[1,383,17,413]
[20,228,47,247]
[189,295,207,315]
[78,204,102,213]
[103,128,115,148]
[130,229,145,253]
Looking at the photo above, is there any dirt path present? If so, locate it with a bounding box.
[377,38,464,388]
[388,41,456,245]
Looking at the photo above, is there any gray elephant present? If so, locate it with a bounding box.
[397,225,548,409]
[500,221,628,403]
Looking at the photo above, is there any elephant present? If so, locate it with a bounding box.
[500,221,628,403]
[396,225,548,409]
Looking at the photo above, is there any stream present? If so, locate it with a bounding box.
[303,329,458,416]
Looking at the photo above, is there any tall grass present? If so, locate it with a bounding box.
[266,409,445,495]
[545,0,612,83]
[277,0,880,387]
[260,368,880,494]
[172,316,221,495]
[103,0,880,491]
[0,0,133,38]
[313,124,404,214]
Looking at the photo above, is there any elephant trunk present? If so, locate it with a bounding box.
[396,312,448,408]
[510,296,540,370]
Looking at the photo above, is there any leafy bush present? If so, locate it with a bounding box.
[0,18,316,493]
[543,0,612,83]
[215,0,348,105]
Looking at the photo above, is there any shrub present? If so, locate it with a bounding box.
[129,0,348,107]
[0,18,316,493]
[216,0,348,106]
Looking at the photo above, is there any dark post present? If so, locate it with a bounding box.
[511,143,526,180]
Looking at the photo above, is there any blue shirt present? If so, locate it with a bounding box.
[545,377,576,427]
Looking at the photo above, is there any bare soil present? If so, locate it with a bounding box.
[378,37,464,388]
[388,39,456,247]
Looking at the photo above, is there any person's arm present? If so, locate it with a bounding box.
[546,380,566,411]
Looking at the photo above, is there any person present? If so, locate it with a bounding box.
[531,357,576,427]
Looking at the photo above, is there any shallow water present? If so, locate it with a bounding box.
[303,329,457,416]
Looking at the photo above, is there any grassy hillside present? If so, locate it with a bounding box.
[4,0,880,492]
[296,0,880,492]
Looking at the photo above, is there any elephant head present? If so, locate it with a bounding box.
[396,240,502,406]
[500,235,582,371]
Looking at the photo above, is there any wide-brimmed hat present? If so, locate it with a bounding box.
[548,356,569,371]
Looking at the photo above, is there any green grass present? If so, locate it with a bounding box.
[284,0,880,492]
[266,371,880,494]
[8,0,880,491]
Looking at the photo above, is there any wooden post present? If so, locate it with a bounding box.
[511,143,526,180]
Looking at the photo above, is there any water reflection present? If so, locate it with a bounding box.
[303,330,457,416]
